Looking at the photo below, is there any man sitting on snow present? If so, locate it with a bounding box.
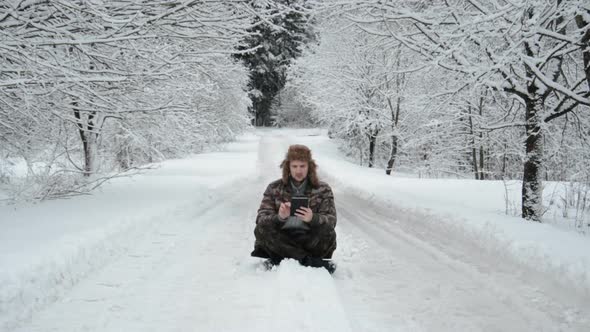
[251,144,337,273]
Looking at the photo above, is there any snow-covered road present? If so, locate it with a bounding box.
[5,129,590,331]
[335,191,588,331]
[11,178,352,332]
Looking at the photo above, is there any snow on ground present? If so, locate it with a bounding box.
[1,128,589,331]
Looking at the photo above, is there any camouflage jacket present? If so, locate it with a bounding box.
[256,179,337,229]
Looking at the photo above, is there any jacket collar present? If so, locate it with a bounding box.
[285,177,312,195]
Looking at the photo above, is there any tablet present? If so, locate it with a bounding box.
[290,196,309,217]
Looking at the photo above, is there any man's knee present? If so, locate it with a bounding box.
[254,221,277,240]
[305,226,336,258]
[323,236,337,258]
[322,229,337,255]
[315,224,336,242]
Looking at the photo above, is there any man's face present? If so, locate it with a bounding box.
[290,160,308,182]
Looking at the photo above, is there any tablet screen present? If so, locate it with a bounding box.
[290,196,309,217]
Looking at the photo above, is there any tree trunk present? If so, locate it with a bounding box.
[467,107,479,179]
[385,136,398,175]
[73,104,96,177]
[479,146,485,180]
[368,131,377,168]
[501,143,507,179]
[116,127,131,170]
[575,11,590,89]
[471,146,479,179]
[386,95,401,175]
[521,13,544,222]
[478,97,485,180]
[521,96,544,221]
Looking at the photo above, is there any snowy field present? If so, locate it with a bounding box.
[1,128,589,331]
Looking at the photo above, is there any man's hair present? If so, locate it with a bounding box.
[280,144,319,188]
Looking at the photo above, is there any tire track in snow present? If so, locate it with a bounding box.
[332,190,589,331]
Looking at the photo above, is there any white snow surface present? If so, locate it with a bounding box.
[0,128,589,331]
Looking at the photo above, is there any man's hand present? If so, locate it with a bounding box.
[278,202,291,220]
[295,207,313,223]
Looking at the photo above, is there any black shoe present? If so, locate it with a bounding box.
[263,257,283,270]
[299,256,336,274]
[323,260,337,274]
[251,246,271,259]
[299,256,322,267]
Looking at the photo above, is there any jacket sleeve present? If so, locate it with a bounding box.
[256,183,280,226]
[310,186,337,229]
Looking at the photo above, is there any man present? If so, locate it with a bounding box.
[251,144,337,272]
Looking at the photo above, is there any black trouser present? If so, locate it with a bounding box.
[253,221,337,260]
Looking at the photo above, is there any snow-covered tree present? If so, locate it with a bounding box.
[290,15,436,171]
[313,0,590,221]
[0,1,259,201]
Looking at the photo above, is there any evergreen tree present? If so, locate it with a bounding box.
[235,0,312,126]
